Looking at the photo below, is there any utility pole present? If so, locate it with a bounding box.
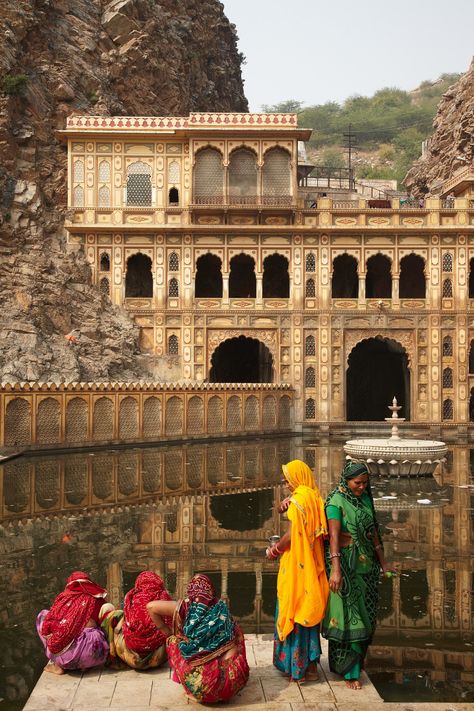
[343,124,356,190]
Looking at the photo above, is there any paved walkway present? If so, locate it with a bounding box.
[23,636,474,711]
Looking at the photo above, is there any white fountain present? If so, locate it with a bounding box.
[343,397,448,476]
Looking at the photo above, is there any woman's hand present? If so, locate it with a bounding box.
[277,496,291,514]
[381,562,397,576]
[265,546,278,560]
[329,569,342,593]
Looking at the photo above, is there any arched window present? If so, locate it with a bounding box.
[195,253,223,297]
[332,253,358,298]
[305,398,316,419]
[193,148,224,203]
[443,399,453,420]
[306,252,316,272]
[99,277,109,295]
[366,253,392,298]
[306,278,315,297]
[305,367,315,388]
[469,258,474,298]
[98,185,110,207]
[228,148,257,202]
[126,161,152,206]
[305,335,315,356]
[168,252,179,272]
[399,254,426,298]
[73,185,84,207]
[442,253,453,272]
[229,253,256,298]
[125,253,153,297]
[263,253,289,298]
[168,334,178,355]
[100,253,110,271]
[443,335,453,357]
[469,341,474,373]
[443,367,453,389]
[169,278,179,297]
[73,159,84,182]
[442,278,453,298]
[262,148,291,199]
[98,160,110,182]
[169,187,179,205]
[168,160,180,184]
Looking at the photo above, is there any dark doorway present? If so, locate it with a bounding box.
[469,258,474,298]
[195,254,223,297]
[209,336,273,383]
[169,187,179,205]
[332,253,358,298]
[399,254,426,298]
[470,390,474,422]
[366,254,392,298]
[210,490,273,531]
[263,254,289,298]
[229,254,256,297]
[470,341,474,374]
[346,337,410,420]
[125,253,153,297]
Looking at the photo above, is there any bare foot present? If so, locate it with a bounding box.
[44,662,64,675]
[305,662,320,681]
[345,679,361,689]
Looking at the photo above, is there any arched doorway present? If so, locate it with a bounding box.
[366,253,392,298]
[209,336,273,383]
[346,337,410,420]
[195,253,223,297]
[263,253,289,298]
[229,254,256,297]
[399,254,426,298]
[332,253,358,298]
[125,253,153,297]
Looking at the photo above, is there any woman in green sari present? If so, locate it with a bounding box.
[322,461,392,690]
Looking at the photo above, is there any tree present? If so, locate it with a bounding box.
[261,100,304,113]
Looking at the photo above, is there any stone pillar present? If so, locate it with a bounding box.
[256,274,263,306]
[222,272,229,306]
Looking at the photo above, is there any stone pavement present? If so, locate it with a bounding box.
[23,635,474,711]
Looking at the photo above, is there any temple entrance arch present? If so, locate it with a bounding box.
[209,336,273,383]
[346,336,410,421]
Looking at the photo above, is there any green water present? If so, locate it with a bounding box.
[0,436,472,708]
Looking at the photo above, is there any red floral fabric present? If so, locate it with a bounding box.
[123,572,172,655]
[41,571,107,654]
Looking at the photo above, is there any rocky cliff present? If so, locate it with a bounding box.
[405,58,474,196]
[0,0,247,383]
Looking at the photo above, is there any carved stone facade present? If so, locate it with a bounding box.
[60,113,474,431]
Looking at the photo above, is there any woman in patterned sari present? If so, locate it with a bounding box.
[322,461,392,689]
[100,571,172,670]
[147,574,249,704]
[267,459,329,683]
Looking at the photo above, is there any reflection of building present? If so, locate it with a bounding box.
[54,113,474,430]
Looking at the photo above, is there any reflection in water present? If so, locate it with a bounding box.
[0,438,473,709]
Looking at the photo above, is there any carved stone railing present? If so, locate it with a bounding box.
[0,381,293,451]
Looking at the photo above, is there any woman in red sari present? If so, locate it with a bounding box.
[147,574,249,703]
[36,571,109,674]
[100,571,172,670]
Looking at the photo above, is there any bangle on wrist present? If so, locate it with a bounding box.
[274,544,282,555]
[329,552,341,559]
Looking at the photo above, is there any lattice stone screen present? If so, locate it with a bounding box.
[64,459,88,506]
[305,335,316,356]
[5,398,31,446]
[187,396,204,434]
[306,279,315,297]
[73,159,84,182]
[262,443,277,478]
[207,445,223,484]
[37,398,61,445]
[262,148,291,196]
[227,396,242,431]
[226,448,241,478]
[142,451,162,492]
[186,449,204,488]
[229,149,258,198]
[92,456,114,500]
[98,185,110,207]
[165,396,183,436]
[193,148,224,200]
[305,398,316,420]
[66,397,88,443]
[306,253,316,272]
[118,451,139,496]
[93,397,114,441]
[35,461,60,509]
[99,160,110,182]
[165,451,183,490]
[73,185,84,207]
[99,277,110,296]
[4,460,29,513]
[305,367,316,388]
[126,161,152,206]
[443,253,453,272]
[279,395,291,428]
[168,160,180,183]
[207,395,224,433]
[244,446,258,480]
[245,396,259,429]
[119,397,139,439]
[169,252,179,271]
[262,395,277,428]
[143,396,161,438]
[443,336,453,356]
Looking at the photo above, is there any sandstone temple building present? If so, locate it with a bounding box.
[58,112,474,434]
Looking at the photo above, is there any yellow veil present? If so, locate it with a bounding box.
[276,459,329,641]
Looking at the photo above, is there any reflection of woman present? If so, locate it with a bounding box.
[36,571,108,674]
[322,462,391,689]
[267,460,329,683]
[147,574,249,703]
[100,572,172,670]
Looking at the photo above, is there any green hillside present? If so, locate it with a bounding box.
[262,73,461,187]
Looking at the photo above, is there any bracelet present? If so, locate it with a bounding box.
[274,544,283,555]
[329,552,341,559]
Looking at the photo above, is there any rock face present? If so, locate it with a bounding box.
[0,0,247,382]
[405,58,474,196]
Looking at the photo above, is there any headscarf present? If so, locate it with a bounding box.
[276,460,329,641]
[178,574,234,663]
[326,459,383,553]
[123,572,172,655]
[41,571,107,654]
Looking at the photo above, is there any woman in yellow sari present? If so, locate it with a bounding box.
[267,459,329,682]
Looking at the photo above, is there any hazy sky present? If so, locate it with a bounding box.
[222,0,474,111]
